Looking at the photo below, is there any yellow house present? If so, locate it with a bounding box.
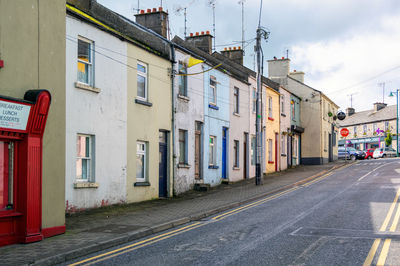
[265,84,281,173]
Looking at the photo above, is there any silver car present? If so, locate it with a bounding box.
[373,147,397,158]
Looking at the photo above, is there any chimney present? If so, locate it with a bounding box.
[267,57,290,78]
[185,31,213,54]
[346,107,355,116]
[373,102,387,112]
[221,46,244,65]
[67,0,93,12]
[134,7,168,38]
[289,70,305,83]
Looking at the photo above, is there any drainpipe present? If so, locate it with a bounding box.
[170,43,176,196]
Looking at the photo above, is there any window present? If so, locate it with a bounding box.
[268,97,273,118]
[234,140,239,167]
[251,136,256,165]
[234,87,239,114]
[0,141,13,210]
[209,76,217,105]
[363,125,367,134]
[137,62,148,100]
[333,131,337,146]
[77,38,94,85]
[324,132,327,150]
[136,141,147,182]
[291,100,295,121]
[354,126,357,135]
[252,88,257,113]
[179,130,187,164]
[281,135,285,155]
[268,139,273,162]
[178,61,187,96]
[281,95,285,114]
[209,136,216,165]
[385,121,389,131]
[373,123,377,133]
[76,134,94,181]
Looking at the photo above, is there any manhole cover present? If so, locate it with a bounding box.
[85,224,145,234]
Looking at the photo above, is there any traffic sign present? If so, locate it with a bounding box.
[340,128,349,137]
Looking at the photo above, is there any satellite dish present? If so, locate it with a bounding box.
[337,111,346,121]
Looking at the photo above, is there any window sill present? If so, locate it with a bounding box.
[177,163,191,169]
[268,117,274,121]
[208,165,219,169]
[281,154,287,157]
[75,82,101,93]
[268,161,274,164]
[178,94,190,102]
[135,98,153,107]
[74,182,99,189]
[208,104,219,110]
[232,167,240,170]
[134,182,151,187]
[233,112,240,117]
[281,113,286,117]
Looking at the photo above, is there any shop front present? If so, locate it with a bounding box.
[338,136,398,150]
[0,90,51,246]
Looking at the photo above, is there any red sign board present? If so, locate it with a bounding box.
[340,128,349,137]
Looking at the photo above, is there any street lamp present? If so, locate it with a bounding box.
[389,90,399,157]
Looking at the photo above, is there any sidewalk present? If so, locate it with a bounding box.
[0,161,350,266]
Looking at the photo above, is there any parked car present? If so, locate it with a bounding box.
[364,148,375,159]
[338,147,365,160]
[373,147,397,158]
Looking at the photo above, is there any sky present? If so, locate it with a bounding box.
[97,0,400,112]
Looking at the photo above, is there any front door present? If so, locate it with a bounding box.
[158,132,168,198]
[243,133,248,179]
[329,133,333,162]
[222,127,228,179]
[194,122,202,180]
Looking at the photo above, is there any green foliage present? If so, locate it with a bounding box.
[385,133,393,147]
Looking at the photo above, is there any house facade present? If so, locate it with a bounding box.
[290,94,303,166]
[265,84,281,173]
[279,87,292,171]
[338,103,398,150]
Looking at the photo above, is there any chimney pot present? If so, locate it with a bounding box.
[238,46,241,50]
[229,47,232,50]
[224,47,227,51]
[273,56,277,60]
[282,57,285,59]
[190,33,193,37]
[147,8,151,13]
[201,31,204,35]
[294,70,296,72]
[233,46,237,50]
[152,8,156,12]
[195,32,199,36]
[206,30,210,34]
[159,7,163,11]
[140,9,145,14]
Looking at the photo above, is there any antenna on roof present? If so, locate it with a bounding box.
[347,92,358,108]
[132,0,140,14]
[174,6,188,38]
[378,82,386,103]
[208,0,216,52]
[238,0,246,54]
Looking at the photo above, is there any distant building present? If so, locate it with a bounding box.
[338,103,397,150]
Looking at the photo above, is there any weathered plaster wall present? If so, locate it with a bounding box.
[0,0,66,228]
[65,15,127,210]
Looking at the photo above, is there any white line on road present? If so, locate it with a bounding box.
[358,163,394,181]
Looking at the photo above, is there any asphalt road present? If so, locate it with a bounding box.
[65,158,400,266]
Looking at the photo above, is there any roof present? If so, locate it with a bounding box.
[66,0,172,61]
[338,105,396,127]
[287,76,339,108]
[172,36,249,85]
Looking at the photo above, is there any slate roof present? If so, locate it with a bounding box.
[338,105,396,127]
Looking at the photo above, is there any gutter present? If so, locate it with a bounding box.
[170,43,176,196]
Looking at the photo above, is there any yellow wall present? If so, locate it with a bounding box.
[321,97,338,161]
[265,87,280,173]
[0,0,66,228]
[126,44,172,202]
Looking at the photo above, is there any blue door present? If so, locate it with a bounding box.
[222,127,228,179]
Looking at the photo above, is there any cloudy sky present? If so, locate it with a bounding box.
[97,0,400,112]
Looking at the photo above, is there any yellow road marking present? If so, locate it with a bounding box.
[376,239,391,266]
[69,222,201,266]
[379,188,400,231]
[389,201,400,232]
[363,239,381,266]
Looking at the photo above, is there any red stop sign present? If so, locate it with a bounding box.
[340,128,349,137]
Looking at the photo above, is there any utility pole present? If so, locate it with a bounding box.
[255,28,262,185]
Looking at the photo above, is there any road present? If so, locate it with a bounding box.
[65,158,400,266]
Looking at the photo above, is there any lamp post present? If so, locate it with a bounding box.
[389,90,399,157]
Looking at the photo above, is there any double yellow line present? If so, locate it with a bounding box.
[363,188,400,266]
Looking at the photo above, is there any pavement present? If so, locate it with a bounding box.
[0,160,351,266]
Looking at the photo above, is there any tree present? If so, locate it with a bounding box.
[385,133,393,147]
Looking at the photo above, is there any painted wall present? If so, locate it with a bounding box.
[228,77,250,182]
[173,49,204,194]
[65,15,127,210]
[321,97,339,163]
[265,87,280,173]
[0,0,66,228]
[290,95,302,166]
[126,39,172,202]
[203,67,230,186]
[279,88,291,171]
[248,76,257,179]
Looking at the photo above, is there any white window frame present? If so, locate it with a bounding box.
[363,125,367,134]
[136,141,147,182]
[354,126,357,135]
[281,135,285,155]
[234,140,239,167]
[178,61,188,96]
[385,121,389,131]
[77,36,94,86]
[209,77,217,105]
[252,88,257,113]
[251,136,256,165]
[268,96,273,118]
[137,61,148,101]
[179,129,188,164]
[209,136,216,165]
[234,87,239,114]
[76,134,94,182]
[281,95,285,114]
[268,139,273,162]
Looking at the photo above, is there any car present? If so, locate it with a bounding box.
[373,147,397,158]
[338,147,365,160]
[364,148,375,159]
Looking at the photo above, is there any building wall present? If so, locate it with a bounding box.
[265,87,280,173]
[173,49,204,194]
[228,77,250,182]
[290,95,302,166]
[248,76,257,178]
[65,15,127,210]
[126,40,172,202]
[0,0,66,229]
[279,88,291,171]
[321,97,339,163]
[203,68,230,186]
